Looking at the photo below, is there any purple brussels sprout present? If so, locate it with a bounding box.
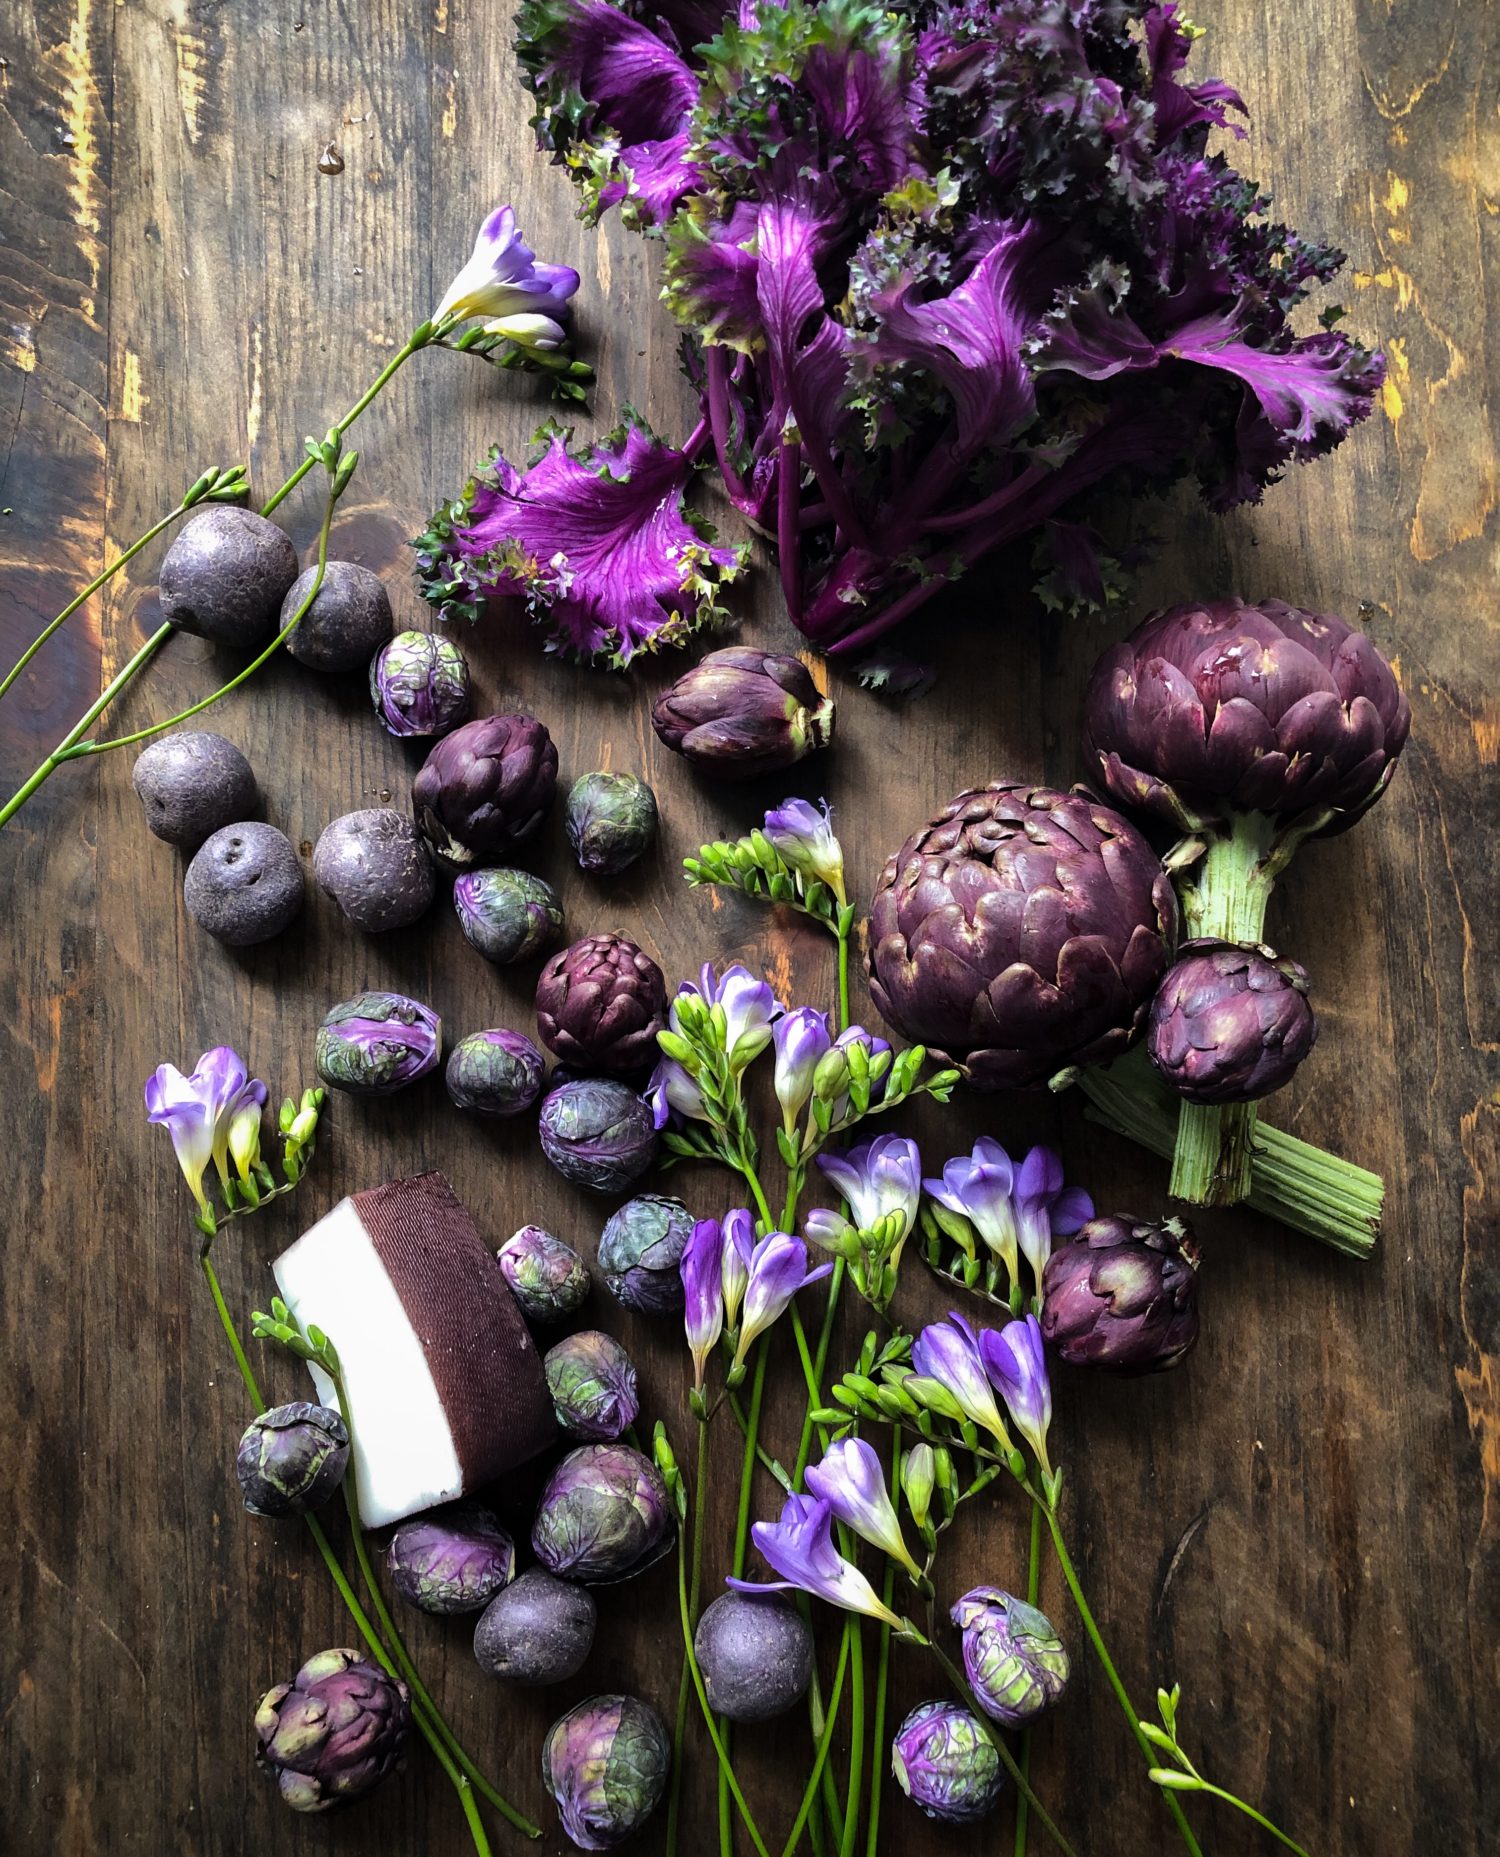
[542,1694,671,1850]
[370,629,472,738]
[535,934,668,1075]
[598,1194,693,1315]
[236,1403,349,1518]
[474,1567,597,1686]
[532,1442,671,1584]
[565,771,659,876]
[891,1700,1002,1824]
[1147,939,1317,1105]
[498,1225,591,1324]
[538,1079,657,1194]
[386,1501,516,1615]
[445,1028,546,1116]
[315,992,441,1096]
[1041,1214,1202,1374]
[255,1648,409,1813]
[651,646,835,780]
[454,867,564,965]
[545,1330,640,1441]
[868,782,1177,1089]
[1084,598,1411,837]
[951,1587,1070,1727]
[412,712,558,870]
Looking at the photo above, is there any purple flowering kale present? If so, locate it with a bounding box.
[415,414,747,668]
[514,0,1382,653]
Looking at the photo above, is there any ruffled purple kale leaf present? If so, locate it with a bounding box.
[413,415,748,669]
[516,0,1384,652]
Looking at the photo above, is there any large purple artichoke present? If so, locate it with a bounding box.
[1148,939,1317,1105]
[651,646,834,780]
[868,783,1177,1090]
[255,1648,409,1813]
[412,712,558,869]
[1040,1214,1201,1374]
[1084,598,1411,836]
[535,934,667,1075]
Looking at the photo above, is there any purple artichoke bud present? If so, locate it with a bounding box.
[598,1194,692,1315]
[386,1501,516,1615]
[868,783,1178,1090]
[695,1591,814,1723]
[532,1442,671,1583]
[565,772,659,876]
[474,1567,597,1686]
[370,629,472,738]
[538,1079,657,1194]
[412,712,558,870]
[542,1694,670,1850]
[545,1330,640,1441]
[236,1402,349,1518]
[891,1700,1002,1824]
[951,1587,1069,1727]
[255,1648,409,1813]
[445,1027,546,1116]
[1041,1214,1202,1374]
[315,991,441,1096]
[651,646,835,780]
[454,867,564,965]
[498,1225,591,1324]
[1084,598,1411,836]
[535,934,668,1076]
[1147,939,1317,1105]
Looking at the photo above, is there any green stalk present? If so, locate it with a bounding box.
[863,1436,899,1857]
[1178,1783,1312,1857]
[722,1338,771,1854]
[1168,811,1279,1206]
[198,1254,504,1855]
[840,1612,865,1857]
[667,1418,713,1857]
[835,931,851,1036]
[794,1261,846,1486]
[782,1618,852,1857]
[1039,1504,1203,1857]
[1014,1497,1043,1856]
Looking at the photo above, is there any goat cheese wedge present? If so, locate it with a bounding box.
[273,1171,555,1526]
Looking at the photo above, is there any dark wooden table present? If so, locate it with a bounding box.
[2,3,1494,1853]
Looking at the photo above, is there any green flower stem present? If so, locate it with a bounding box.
[1014,1498,1043,1856]
[807,1620,849,1848]
[728,1392,793,1492]
[1039,1503,1203,1857]
[1173,1782,1312,1857]
[782,1617,852,1857]
[197,1254,503,1856]
[794,1261,846,1487]
[667,1418,714,1857]
[926,1642,1079,1857]
[1168,810,1279,1206]
[0,323,435,829]
[330,1371,540,1838]
[835,931,851,1036]
[722,1337,771,1854]
[840,1612,865,1857]
[676,1484,774,1857]
[863,1435,900,1857]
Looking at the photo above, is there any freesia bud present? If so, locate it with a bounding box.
[901,1443,937,1531]
[681,1218,726,1392]
[804,1208,861,1262]
[774,1007,832,1127]
[719,1208,756,1330]
[978,1314,1053,1475]
[732,1233,831,1368]
[762,797,846,901]
[807,1438,922,1576]
[435,206,580,329]
[910,1313,1013,1446]
[484,310,570,351]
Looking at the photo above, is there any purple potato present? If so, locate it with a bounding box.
[131,729,259,849]
[695,1592,814,1722]
[473,1568,597,1686]
[284,560,394,673]
[313,807,435,932]
[158,507,299,650]
[184,822,304,945]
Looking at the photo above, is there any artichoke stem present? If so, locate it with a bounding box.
[1169,812,1278,1206]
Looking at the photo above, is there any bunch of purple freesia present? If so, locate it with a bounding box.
[920,1137,1094,1312]
[681,1209,831,1405]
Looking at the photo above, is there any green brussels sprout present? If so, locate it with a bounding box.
[531,1443,671,1583]
[544,1331,639,1441]
[597,1195,692,1315]
[891,1700,1003,1823]
[236,1403,349,1518]
[386,1502,516,1616]
[445,1029,545,1116]
[315,992,441,1096]
[565,772,658,877]
[497,1225,591,1324]
[542,1694,670,1849]
[454,868,564,965]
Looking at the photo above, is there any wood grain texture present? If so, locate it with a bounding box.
[1,2,1495,1853]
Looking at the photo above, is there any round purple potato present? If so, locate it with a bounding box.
[184,822,304,945]
[131,730,259,849]
[313,807,434,932]
[158,507,299,651]
[473,1568,597,1686]
[283,560,394,673]
[695,1592,814,1722]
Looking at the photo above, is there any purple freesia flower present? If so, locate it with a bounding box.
[910,1312,1012,1448]
[816,1134,922,1260]
[435,205,580,332]
[825,1023,893,1124]
[979,1315,1053,1476]
[1013,1148,1094,1286]
[694,961,782,1070]
[729,1492,903,1627]
[681,1217,725,1390]
[146,1046,267,1211]
[732,1233,831,1368]
[774,1006,832,1127]
[806,1437,919,1575]
[719,1206,756,1330]
[803,1206,857,1259]
[763,797,845,900]
[645,1054,708,1130]
[924,1140,1092,1296]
